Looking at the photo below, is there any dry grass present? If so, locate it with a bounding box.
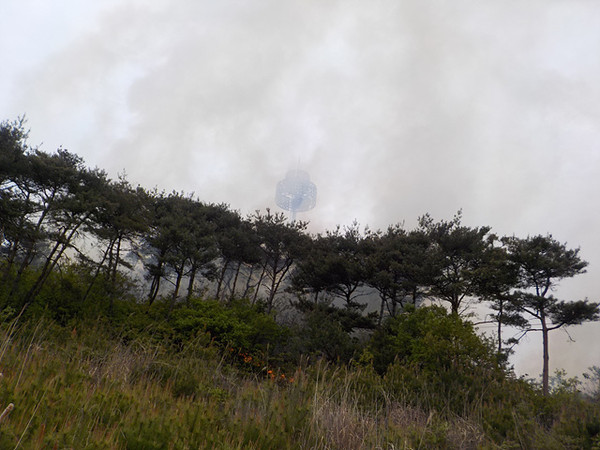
[0,315,593,449]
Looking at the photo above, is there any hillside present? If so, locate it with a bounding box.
[0,305,598,449]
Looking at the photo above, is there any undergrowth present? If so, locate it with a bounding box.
[0,312,598,449]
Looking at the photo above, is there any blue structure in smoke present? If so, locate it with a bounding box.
[275,169,317,222]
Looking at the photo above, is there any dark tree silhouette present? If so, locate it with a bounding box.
[503,234,599,395]
[419,211,493,315]
[251,209,308,312]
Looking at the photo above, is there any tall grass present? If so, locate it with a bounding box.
[0,314,597,449]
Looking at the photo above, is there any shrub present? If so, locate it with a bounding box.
[171,298,288,357]
[370,305,499,375]
[370,305,507,415]
[289,308,361,363]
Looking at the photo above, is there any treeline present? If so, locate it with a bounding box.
[1,118,598,396]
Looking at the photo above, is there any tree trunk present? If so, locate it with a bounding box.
[266,262,292,313]
[111,234,122,285]
[497,298,504,355]
[541,312,550,396]
[25,216,87,303]
[411,287,418,305]
[230,261,242,301]
[106,237,114,278]
[215,260,229,300]
[186,264,197,303]
[170,261,186,311]
[148,271,161,305]
[108,234,122,313]
[378,296,385,326]
[11,190,57,288]
[148,251,166,305]
[345,290,352,308]
[267,270,278,313]
[82,238,115,303]
[450,293,460,315]
[252,264,267,305]
[242,265,256,299]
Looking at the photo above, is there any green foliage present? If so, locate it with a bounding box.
[419,211,494,314]
[371,305,508,417]
[171,298,288,356]
[370,305,498,374]
[289,307,360,363]
[503,234,599,395]
[0,312,596,449]
[364,225,432,318]
[250,208,309,311]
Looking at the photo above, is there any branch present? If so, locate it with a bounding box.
[473,319,496,326]
[520,306,540,320]
[547,323,566,332]
[562,327,576,343]
[506,329,532,352]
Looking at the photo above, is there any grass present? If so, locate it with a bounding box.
[0,314,597,449]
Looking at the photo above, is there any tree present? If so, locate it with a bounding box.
[365,226,432,323]
[290,234,334,304]
[419,211,493,315]
[291,224,376,337]
[319,223,369,309]
[212,210,261,302]
[251,209,308,312]
[141,193,219,308]
[82,176,150,308]
[293,223,369,308]
[180,202,220,303]
[292,223,367,311]
[503,234,599,395]
[11,149,107,304]
[0,118,34,283]
[472,242,526,356]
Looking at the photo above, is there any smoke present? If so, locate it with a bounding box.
[2,0,600,377]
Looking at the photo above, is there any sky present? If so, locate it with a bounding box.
[1,0,599,380]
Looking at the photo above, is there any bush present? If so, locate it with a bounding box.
[370,305,499,375]
[171,298,288,357]
[370,305,507,415]
[289,308,361,363]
